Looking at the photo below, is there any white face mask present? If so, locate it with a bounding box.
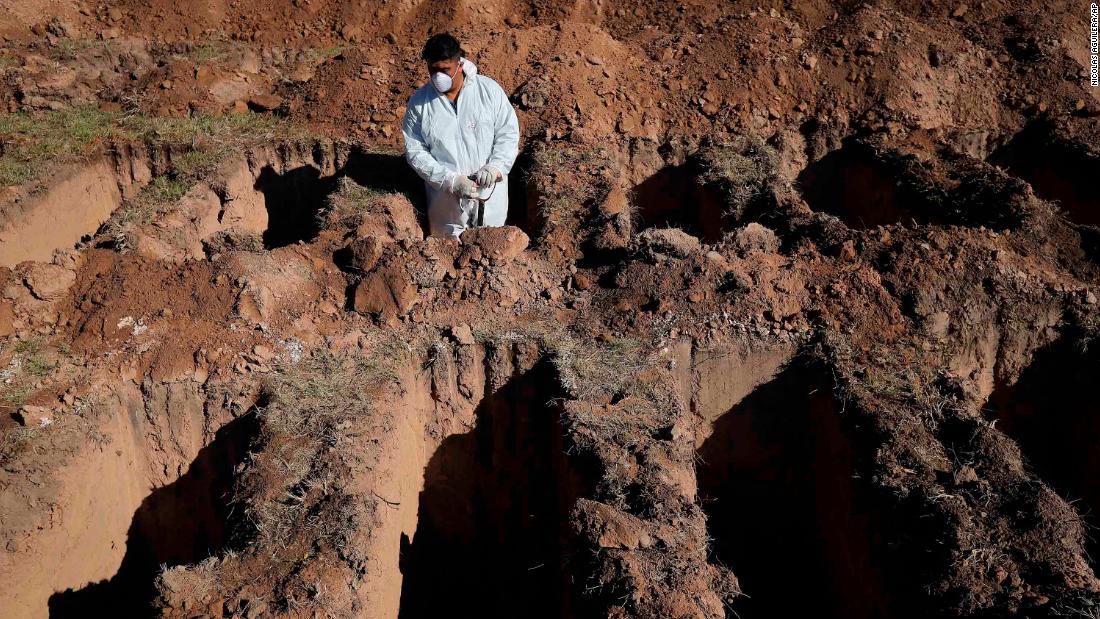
[431,68,454,93]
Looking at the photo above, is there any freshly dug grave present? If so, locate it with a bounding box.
[3,0,1100,617]
[397,359,586,618]
[0,375,260,618]
[985,334,1100,573]
[696,357,896,619]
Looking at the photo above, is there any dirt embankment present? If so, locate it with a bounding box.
[1,0,1100,618]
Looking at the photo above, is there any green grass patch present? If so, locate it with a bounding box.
[23,356,54,377]
[12,337,43,355]
[104,175,189,250]
[0,108,117,186]
[0,384,29,409]
[48,38,111,61]
[0,107,313,190]
[529,144,615,218]
[186,42,228,63]
[311,45,345,61]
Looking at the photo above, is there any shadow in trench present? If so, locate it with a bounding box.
[985,336,1100,572]
[630,162,727,242]
[988,124,1100,227]
[255,164,339,249]
[341,151,426,211]
[505,146,536,237]
[796,142,920,229]
[696,360,898,619]
[48,414,257,618]
[397,362,587,619]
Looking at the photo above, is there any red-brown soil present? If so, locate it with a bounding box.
[1,0,1100,618]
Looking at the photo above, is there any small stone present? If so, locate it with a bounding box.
[450,323,475,346]
[14,405,52,427]
[839,240,857,261]
[251,344,275,361]
[346,235,385,273]
[459,226,529,264]
[340,24,362,42]
[950,4,968,17]
[352,264,418,322]
[954,465,978,484]
[23,264,75,301]
[246,94,283,112]
[924,311,950,337]
[633,228,701,259]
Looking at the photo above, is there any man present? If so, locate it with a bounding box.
[401,33,520,239]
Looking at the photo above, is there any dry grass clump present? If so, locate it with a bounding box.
[552,333,679,413]
[696,134,780,219]
[0,106,311,189]
[318,176,388,229]
[237,352,393,550]
[529,143,616,218]
[158,350,400,614]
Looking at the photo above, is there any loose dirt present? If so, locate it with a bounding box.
[2,1,1100,618]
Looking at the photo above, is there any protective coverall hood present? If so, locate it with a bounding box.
[402,58,520,239]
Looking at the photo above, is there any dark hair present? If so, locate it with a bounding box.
[421,33,462,63]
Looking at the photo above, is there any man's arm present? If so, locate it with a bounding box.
[402,99,457,192]
[486,82,520,176]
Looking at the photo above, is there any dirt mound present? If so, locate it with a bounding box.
[2,0,1100,618]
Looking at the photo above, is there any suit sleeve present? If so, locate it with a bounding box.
[486,82,520,175]
[402,98,455,192]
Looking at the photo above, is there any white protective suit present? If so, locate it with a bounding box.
[401,58,520,239]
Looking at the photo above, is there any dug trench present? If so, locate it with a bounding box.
[988,124,1100,228]
[152,343,602,619]
[0,377,259,619]
[394,358,590,618]
[693,350,903,619]
[48,413,258,618]
[984,334,1100,573]
[0,143,162,267]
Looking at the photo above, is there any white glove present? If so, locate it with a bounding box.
[448,174,479,198]
[474,165,500,188]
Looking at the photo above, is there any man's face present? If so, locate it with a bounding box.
[428,59,460,83]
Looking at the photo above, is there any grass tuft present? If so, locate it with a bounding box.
[696,134,780,218]
[0,107,313,190]
[236,351,397,552]
[529,144,615,219]
[552,334,647,401]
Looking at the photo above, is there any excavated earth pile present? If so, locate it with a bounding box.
[1,0,1100,618]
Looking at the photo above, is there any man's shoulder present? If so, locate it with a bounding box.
[406,83,435,108]
[472,73,508,98]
